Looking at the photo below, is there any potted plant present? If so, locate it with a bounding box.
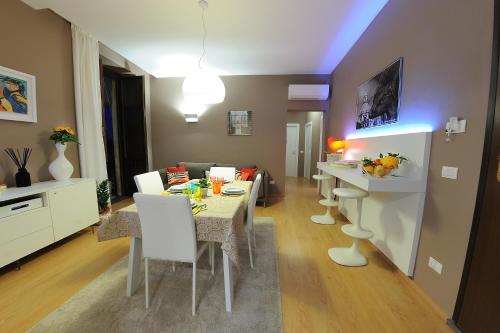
[48,126,79,180]
[199,178,209,198]
[96,180,111,216]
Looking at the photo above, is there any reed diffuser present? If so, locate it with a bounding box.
[4,148,32,187]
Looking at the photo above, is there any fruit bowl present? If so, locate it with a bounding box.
[363,165,391,177]
[361,153,407,178]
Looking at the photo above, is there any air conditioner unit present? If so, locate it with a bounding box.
[288,84,330,101]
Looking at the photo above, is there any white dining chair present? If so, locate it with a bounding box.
[134,171,164,194]
[209,167,236,181]
[133,193,213,315]
[246,173,262,268]
[134,171,179,272]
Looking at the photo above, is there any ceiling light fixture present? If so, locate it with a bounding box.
[182,0,225,105]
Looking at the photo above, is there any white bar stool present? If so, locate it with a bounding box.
[311,174,337,225]
[328,187,373,266]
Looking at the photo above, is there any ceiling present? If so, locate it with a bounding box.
[23,0,388,78]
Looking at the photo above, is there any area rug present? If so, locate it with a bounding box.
[29,217,281,333]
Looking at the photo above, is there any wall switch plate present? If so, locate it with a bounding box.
[428,257,443,274]
[441,166,459,179]
[269,180,276,185]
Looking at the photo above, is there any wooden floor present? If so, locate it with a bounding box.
[0,177,452,333]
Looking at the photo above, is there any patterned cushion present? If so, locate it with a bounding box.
[167,171,189,185]
[235,170,242,180]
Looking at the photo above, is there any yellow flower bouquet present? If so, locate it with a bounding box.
[49,126,79,144]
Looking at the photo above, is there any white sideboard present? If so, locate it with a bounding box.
[0,179,99,268]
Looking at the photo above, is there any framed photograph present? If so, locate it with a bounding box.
[0,65,37,123]
[356,58,402,129]
[228,111,253,136]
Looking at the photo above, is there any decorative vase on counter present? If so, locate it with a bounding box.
[15,168,31,187]
[48,142,74,180]
[392,161,409,177]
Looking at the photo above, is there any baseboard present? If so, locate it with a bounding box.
[406,278,449,324]
[447,319,463,333]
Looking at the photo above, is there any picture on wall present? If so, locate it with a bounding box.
[0,65,37,123]
[228,111,253,136]
[356,58,402,129]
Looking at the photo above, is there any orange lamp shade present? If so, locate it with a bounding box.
[327,137,345,153]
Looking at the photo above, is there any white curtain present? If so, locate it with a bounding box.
[71,24,108,182]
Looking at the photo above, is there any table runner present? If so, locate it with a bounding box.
[97,181,252,267]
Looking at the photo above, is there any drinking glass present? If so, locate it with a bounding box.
[212,178,222,195]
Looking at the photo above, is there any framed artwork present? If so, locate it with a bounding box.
[0,65,37,123]
[356,58,402,129]
[228,111,253,136]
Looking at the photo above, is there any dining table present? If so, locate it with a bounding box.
[97,180,253,313]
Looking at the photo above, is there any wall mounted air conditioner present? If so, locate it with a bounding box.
[288,84,330,101]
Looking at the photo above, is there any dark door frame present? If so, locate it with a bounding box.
[451,0,500,330]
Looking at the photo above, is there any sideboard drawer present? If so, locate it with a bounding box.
[0,227,54,268]
[0,207,53,246]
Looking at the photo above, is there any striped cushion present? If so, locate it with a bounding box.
[167,171,189,185]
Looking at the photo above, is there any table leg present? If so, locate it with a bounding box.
[223,251,233,312]
[127,237,142,297]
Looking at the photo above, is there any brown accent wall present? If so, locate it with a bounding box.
[0,0,79,185]
[150,75,330,195]
[327,0,494,315]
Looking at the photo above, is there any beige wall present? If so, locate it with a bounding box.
[0,0,79,185]
[327,0,494,316]
[150,75,330,195]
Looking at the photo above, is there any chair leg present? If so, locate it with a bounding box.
[172,261,176,272]
[252,228,257,248]
[247,229,254,269]
[145,258,150,309]
[209,243,215,276]
[192,262,197,316]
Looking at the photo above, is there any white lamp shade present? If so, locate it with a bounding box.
[182,71,225,104]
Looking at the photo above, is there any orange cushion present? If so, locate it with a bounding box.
[166,165,186,173]
[241,167,257,181]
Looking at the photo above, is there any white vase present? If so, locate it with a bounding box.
[49,142,74,180]
[392,161,409,177]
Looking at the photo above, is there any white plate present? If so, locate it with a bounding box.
[223,187,244,194]
[170,184,187,191]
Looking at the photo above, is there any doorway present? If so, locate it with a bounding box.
[453,2,500,332]
[286,123,300,177]
[286,111,324,180]
[101,65,148,201]
[304,122,312,179]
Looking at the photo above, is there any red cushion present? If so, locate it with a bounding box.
[241,167,257,181]
[241,172,250,181]
[166,165,186,173]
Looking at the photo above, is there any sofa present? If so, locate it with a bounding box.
[158,162,269,207]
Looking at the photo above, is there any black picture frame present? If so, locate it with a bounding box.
[356,58,403,130]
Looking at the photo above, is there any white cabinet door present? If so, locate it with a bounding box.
[48,180,99,241]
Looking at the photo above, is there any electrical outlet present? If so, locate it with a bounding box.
[441,166,459,180]
[269,180,276,185]
[428,257,443,274]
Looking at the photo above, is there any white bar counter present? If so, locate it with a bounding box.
[317,162,426,193]
[318,131,432,276]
